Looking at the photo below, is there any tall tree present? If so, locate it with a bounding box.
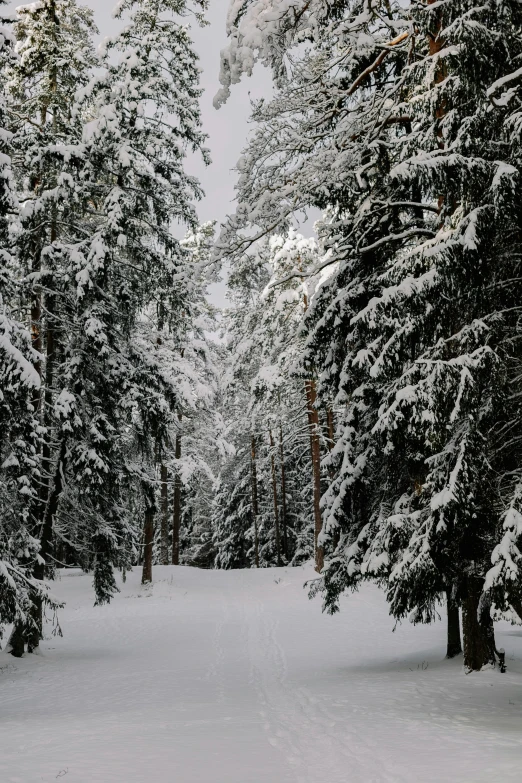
[58,0,209,595]
[6,0,98,650]
[0,4,60,653]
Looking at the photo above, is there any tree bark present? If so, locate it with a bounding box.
[305,379,323,572]
[269,429,282,566]
[142,504,154,585]
[29,253,45,537]
[30,254,42,415]
[446,590,462,659]
[160,463,169,565]
[326,407,335,458]
[462,579,496,671]
[171,419,182,566]
[250,435,260,568]
[278,423,289,559]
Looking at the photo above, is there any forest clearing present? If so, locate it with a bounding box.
[2,564,522,783]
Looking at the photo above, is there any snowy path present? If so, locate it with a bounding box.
[1,565,522,782]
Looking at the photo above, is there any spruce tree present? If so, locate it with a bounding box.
[0,5,58,653]
[50,0,210,596]
[5,0,99,649]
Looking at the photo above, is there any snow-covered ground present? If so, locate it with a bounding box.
[1,564,521,782]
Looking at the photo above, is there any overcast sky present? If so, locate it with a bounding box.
[94,0,271,305]
[78,0,270,228]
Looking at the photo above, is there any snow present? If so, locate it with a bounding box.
[1,564,522,782]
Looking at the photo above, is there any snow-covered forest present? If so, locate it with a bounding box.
[1,0,522,779]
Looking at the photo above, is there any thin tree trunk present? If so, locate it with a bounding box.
[38,298,56,535]
[155,323,169,566]
[269,429,282,566]
[446,590,462,659]
[27,438,67,653]
[30,254,42,415]
[462,578,496,671]
[37,49,59,529]
[326,406,335,458]
[278,423,289,559]
[29,250,45,543]
[142,504,154,584]
[301,277,324,573]
[171,416,182,566]
[250,435,260,568]
[325,406,340,552]
[160,463,169,565]
[305,379,323,573]
[428,0,447,129]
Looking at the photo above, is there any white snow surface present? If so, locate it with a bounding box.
[1,564,522,782]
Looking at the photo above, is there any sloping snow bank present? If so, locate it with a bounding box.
[1,564,521,782]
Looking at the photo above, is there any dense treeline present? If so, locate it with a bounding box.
[2,0,522,675]
[0,0,215,653]
[212,0,522,671]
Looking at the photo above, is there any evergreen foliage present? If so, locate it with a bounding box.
[217,0,522,670]
[0,0,210,648]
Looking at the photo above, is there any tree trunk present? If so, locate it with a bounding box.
[38,301,56,537]
[171,419,182,566]
[30,253,42,416]
[142,504,154,584]
[325,406,340,552]
[305,379,323,572]
[446,590,462,659]
[326,406,335,457]
[269,429,282,566]
[160,463,169,565]
[27,301,58,653]
[30,253,45,535]
[278,423,289,559]
[301,276,324,572]
[250,435,260,568]
[6,622,26,658]
[27,438,67,653]
[462,579,496,671]
[428,0,447,125]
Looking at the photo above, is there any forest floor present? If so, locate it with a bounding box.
[1,564,522,782]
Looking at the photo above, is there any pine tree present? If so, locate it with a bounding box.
[213,447,253,569]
